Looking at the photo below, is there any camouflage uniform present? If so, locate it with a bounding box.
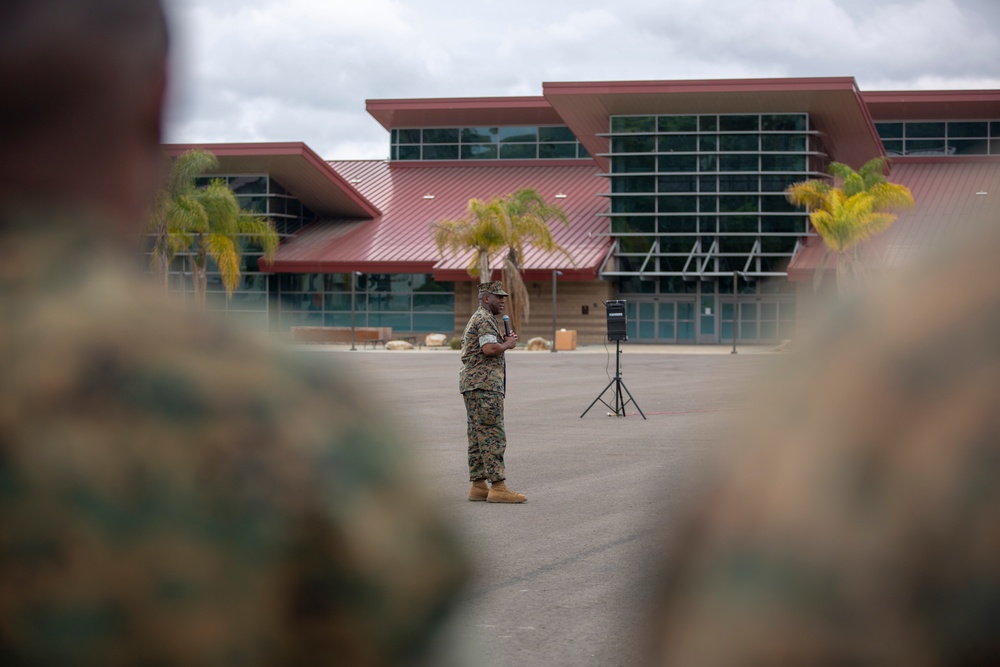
[459,305,507,482]
[0,210,467,666]
[650,220,1000,665]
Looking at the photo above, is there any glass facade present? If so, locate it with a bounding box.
[619,277,797,344]
[391,125,590,161]
[875,120,1000,157]
[276,273,455,333]
[604,113,822,343]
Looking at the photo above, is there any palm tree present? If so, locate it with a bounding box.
[786,157,913,293]
[148,149,280,309]
[433,188,570,331]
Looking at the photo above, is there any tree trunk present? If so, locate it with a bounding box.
[478,250,490,283]
[193,235,207,310]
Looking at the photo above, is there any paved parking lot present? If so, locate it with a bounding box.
[296,345,779,666]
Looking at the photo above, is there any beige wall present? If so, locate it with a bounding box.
[452,279,615,346]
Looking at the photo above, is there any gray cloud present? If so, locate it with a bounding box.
[162,0,1000,159]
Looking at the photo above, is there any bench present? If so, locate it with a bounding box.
[363,339,387,350]
[290,326,392,345]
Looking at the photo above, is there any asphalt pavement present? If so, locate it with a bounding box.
[295,344,781,666]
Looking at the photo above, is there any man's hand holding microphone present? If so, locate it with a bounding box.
[501,315,518,349]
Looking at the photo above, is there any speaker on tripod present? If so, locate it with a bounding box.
[606,299,627,341]
[581,300,646,419]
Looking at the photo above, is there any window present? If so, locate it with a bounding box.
[392,125,588,161]
[607,113,815,283]
[875,119,1000,156]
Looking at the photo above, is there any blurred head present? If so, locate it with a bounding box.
[0,0,169,229]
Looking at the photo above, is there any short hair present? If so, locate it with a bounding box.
[0,0,168,139]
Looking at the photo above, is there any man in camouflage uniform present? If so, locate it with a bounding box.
[648,216,1000,664]
[460,281,526,503]
[0,1,466,665]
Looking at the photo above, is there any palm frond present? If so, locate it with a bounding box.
[205,233,241,296]
[238,213,280,262]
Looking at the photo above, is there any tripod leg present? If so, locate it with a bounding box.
[580,377,618,418]
[616,378,647,420]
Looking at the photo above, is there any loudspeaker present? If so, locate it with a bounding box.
[606,300,627,341]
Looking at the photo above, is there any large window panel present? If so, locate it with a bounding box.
[413,293,454,311]
[659,155,698,172]
[719,134,758,152]
[762,114,806,131]
[462,127,498,143]
[659,116,697,132]
[613,155,656,173]
[540,126,576,142]
[423,128,459,144]
[660,135,697,152]
[499,127,538,143]
[612,217,656,234]
[719,115,759,131]
[500,143,537,159]
[719,154,758,172]
[612,116,655,133]
[423,144,459,160]
[461,144,498,159]
[761,134,806,152]
[539,143,577,159]
[613,176,655,193]
[613,135,656,153]
[906,122,945,138]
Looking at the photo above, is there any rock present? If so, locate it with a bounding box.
[526,337,549,351]
[386,340,414,350]
[424,333,448,347]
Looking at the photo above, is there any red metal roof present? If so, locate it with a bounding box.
[788,160,1000,280]
[263,161,611,280]
[162,142,379,219]
[542,77,884,172]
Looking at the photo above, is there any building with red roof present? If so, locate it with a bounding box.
[162,78,1000,345]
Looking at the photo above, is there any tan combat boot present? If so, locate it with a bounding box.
[468,479,489,501]
[487,480,527,504]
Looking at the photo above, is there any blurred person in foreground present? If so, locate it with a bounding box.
[0,1,466,665]
[649,217,1000,664]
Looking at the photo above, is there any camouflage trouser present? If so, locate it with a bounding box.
[463,389,506,482]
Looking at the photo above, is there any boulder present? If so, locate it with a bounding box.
[424,333,448,347]
[526,337,549,351]
[386,340,414,351]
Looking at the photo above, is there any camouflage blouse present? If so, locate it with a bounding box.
[459,305,505,394]
[0,211,467,666]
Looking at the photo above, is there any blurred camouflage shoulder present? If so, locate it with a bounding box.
[0,213,467,666]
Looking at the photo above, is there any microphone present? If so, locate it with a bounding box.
[502,315,511,337]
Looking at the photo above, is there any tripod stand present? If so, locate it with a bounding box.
[580,340,646,419]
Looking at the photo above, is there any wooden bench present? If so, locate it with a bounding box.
[363,338,387,350]
[290,326,392,345]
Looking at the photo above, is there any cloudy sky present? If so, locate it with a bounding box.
[162,0,1000,160]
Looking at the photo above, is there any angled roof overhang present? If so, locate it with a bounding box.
[863,89,1000,121]
[161,142,380,219]
[365,96,565,130]
[542,77,884,172]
